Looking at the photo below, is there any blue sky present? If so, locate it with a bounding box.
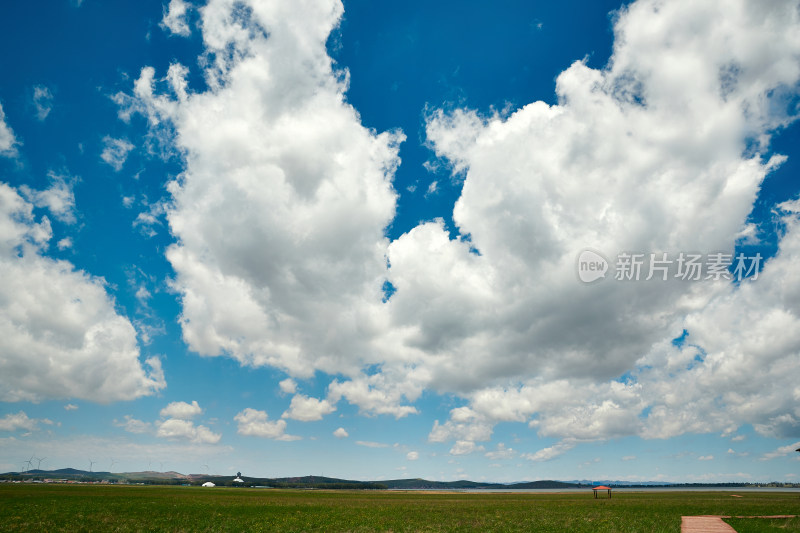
[1,0,800,484]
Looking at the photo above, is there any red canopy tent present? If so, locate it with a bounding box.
[592,485,612,499]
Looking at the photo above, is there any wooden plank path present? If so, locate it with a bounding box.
[681,516,736,532]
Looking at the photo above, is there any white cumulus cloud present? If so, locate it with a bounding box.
[117,0,412,418]
[411,0,800,446]
[160,400,202,420]
[281,394,336,422]
[0,103,18,156]
[0,182,166,402]
[332,427,348,438]
[161,0,192,37]
[156,418,221,444]
[449,440,484,456]
[115,0,800,449]
[0,411,51,432]
[234,408,300,441]
[279,378,297,395]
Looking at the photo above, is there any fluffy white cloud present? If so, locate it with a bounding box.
[415,0,800,447]
[428,407,494,443]
[0,103,18,156]
[0,411,51,432]
[117,0,800,448]
[100,136,134,171]
[234,408,299,441]
[0,182,166,402]
[449,440,484,456]
[406,451,419,460]
[484,443,516,460]
[160,400,202,420]
[118,0,414,417]
[281,394,335,422]
[332,427,348,438]
[161,0,192,37]
[279,378,297,395]
[156,418,221,444]
[635,202,800,440]
[64,404,78,411]
[327,375,419,419]
[32,85,53,121]
[20,171,77,224]
[114,415,152,434]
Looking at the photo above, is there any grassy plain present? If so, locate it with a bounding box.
[0,484,799,532]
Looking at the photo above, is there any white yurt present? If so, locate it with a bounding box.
[202,481,215,487]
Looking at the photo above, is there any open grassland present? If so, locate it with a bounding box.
[1,485,799,532]
[724,516,800,532]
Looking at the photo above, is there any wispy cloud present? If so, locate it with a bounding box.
[32,85,54,121]
[355,440,389,448]
[100,136,134,171]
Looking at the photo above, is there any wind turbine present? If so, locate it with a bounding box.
[109,458,117,472]
[24,455,34,473]
[159,461,164,473]
[35,457,46,470]
[88,459,96,473]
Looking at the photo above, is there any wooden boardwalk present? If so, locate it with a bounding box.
[681,516,736,532]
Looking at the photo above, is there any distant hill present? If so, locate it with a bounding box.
[18,468,111,477]
[509,480,586,489]
[122,471,191,480]
[380,478,586,490]
[565,479,676,486]
[0,469,580,489]
[2,469,795,489]
[381,478,500,490]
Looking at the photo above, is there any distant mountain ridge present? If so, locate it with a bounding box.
[564,479,676,486]
[2,469,796,489]
[380,478,582,490]
[0,469,587,489]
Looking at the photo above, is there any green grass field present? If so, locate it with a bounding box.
[1,485,798,532]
